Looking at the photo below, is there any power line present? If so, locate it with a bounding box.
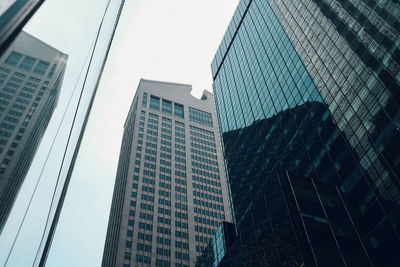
[3,0,125,266]
[36,0,125,266]
[3,28,94,267]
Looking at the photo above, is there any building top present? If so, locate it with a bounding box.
[125,78,214,127]
[138,78,213,105]
[0,31,68,63]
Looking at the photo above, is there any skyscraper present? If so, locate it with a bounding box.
[102,79,230,267]
[0,31,67,231]
[208,0,400,266]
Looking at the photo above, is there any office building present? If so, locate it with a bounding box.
[197,103,373,266]
[207,0,400,266]
[102,79,230,267]
[0,31,67,231]
[0,0,45,56]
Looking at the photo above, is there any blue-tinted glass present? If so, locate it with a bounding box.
[174,103,184,118]
[142,92,147,107]
[5,52,23,66]
[33,60,50,75]
[47,64,56,78]
[188,107,212,127]
[149,95,160,110]
[19,56,36,71]
[162,99,172,114]
[209,0,400,265]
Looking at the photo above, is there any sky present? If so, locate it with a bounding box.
[0,0,239,266]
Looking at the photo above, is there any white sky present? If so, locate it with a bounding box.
[0,0,239,266]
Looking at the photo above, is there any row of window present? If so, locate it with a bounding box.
[195,235,209,244]
[190,142,216,153]
[194,216,220,227]
[126,259,187,267]
[189,124,214,137]
[193,183,222,194]
[175,178,186,186]
[190,136,215,147]
[194,225,216,235]
[5,51,56,77]
[193,198,224,211]
[193,190,223,203]
[188,106,213,127]
[138,232,152,241]
[192,161,219,173]
[194,207,224,219]
[191,154,218,166]
[192,168,220,179]
[190,148,217,160]
[143,92,184,118]
[192,175,221,187]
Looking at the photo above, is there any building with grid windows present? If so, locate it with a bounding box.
[0,31,67,231]
[102,79,230,267]
[206,0,400,266]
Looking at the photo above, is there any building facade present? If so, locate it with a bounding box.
[0,31,67,231]
[198,103,373,266]
[210,0,400,266]
[102,79,230,267]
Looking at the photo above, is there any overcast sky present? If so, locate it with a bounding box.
[0,0,239,266]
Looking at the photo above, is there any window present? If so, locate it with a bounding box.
[5,52,23,66]
[175,251,189,260]
[174,103,184,118]
[188,107,213,127]
[157,226,171,235]
[33,60,50,75]
[150,95,160,110]
[175,241,189,249]
[156,247,171,256]
[138,232,152,241]
[124,252,131,260]
[156,259,171,267]
[157,236,171,245]
[137,243,152,252]
[142,92,148,107]
[136,255,151,264]
[48,64,56,78]
[162,99,172,114]
[19,56,37,71]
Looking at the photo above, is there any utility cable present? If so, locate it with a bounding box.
[36,0,125,266]
[31,0,114,265]
[3,30,95,267]
[3,0,122,265]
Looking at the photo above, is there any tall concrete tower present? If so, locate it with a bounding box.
[102,79,231,267]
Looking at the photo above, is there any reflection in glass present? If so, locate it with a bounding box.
[0,0,125,266]
[210,0,400,265]
[0,31,67,232]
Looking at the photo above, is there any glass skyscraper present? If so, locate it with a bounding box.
[102,79,230,267]
[208,0,400,266]
[0,31,67,231]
